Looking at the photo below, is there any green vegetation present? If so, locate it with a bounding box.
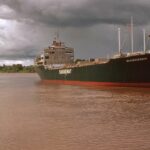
[0,64,35,73]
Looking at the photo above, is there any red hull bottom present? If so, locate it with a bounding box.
[41,80,150,88]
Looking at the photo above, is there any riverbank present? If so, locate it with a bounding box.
[0,64,35,73]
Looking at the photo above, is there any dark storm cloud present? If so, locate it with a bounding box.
[0,0,150,27]
[0,0,150,64]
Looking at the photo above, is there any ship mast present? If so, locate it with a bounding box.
[118,28,121,55]
[143,29,146,53]
[131,16,134,53]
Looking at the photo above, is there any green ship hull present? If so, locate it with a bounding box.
[35,53,150,87]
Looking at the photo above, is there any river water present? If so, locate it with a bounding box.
[0,73,150,150]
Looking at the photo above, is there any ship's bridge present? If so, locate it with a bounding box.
[43,39,74,65]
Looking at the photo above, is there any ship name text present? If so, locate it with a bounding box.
[59,69,72,75]
[126,57,148,63]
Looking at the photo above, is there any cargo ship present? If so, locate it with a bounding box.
[35,26,150,87]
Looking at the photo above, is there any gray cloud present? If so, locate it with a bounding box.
[0,0,150,65]
[1,0,150,27]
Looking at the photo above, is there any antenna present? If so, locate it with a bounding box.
[131,16,134,53]
[54,29,60,42]
[56,29,59,41]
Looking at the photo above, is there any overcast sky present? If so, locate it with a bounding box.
[0,0,150,65]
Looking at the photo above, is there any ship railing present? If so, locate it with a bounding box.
[44,64,66,70]
[126,51,150,57]
[70,59,109,68]
[42,58,110,70]
[112,51,149,59]
[146,50,150,53]
[112,52,127,59]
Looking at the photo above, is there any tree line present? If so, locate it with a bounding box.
[0,64,35,73]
